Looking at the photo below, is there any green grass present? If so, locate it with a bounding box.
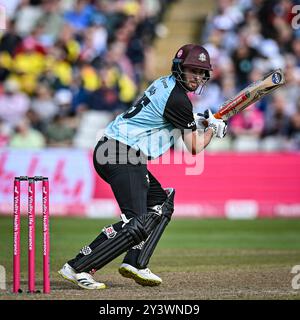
[160,218,300,249]
[1,216,300,272]
[1,216,300,298]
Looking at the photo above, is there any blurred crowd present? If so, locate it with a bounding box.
[0,0,173,148]
[1,0,300,152]
[192,0,300,151]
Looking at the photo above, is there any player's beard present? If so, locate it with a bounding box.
[174,66,209,95]
[181,75,207,96]
[193,82,206,95]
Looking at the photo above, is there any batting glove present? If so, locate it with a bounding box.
[205,109,227,139]
[193,112,207,131]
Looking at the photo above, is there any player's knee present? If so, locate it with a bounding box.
[148,187,175,221]
[126,216,150,244]
[163,187,175,220]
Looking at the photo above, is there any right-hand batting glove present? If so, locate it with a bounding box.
[193,112,207,131]
[205,109,227,139]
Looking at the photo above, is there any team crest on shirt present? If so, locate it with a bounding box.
[198,53,206,62]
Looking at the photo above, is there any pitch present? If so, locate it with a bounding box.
[1,216,300,300]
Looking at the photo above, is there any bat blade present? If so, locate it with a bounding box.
[214,69,285,121]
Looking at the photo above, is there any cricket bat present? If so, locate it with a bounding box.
[205,69,285,121]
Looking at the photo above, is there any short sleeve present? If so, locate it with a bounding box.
[163,85,197,131]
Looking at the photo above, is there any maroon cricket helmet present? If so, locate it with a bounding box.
[174,44,212,70]
[171,44,212,91]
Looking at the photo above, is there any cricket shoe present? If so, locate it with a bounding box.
[58,263,106,290]
[119,263,162,286]
[74,272,106,290]
[58,263,77,284]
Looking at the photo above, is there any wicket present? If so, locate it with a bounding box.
[13,176,50,294]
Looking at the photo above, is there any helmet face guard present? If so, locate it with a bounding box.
[172,63,210,94]
[171,44,212,94]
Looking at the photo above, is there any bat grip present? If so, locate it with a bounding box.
[213,112,222,119]
[201,111,222,128]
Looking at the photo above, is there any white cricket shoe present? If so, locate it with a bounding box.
[58,263,77,284]
[119,263,162,286]
[58,263,106,290]
[74,272,106,290]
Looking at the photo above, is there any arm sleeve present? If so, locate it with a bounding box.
[163,86,197,132]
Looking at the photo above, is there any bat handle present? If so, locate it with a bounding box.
[201,110,222,128]
[213,111,222,119]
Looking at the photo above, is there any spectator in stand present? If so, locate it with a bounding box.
[230,104,264,137]
[229,104,264,151]
[261,91,291,151]
[0,19,22,56]
[281,55,300,114]
[0,79,30,130]
[14,0,44,36]
[267,0,294,52]
[13,35,47,94]
[31,84,59,123]
[55,23,81,64]
[0,51,12,83]
[0,118,11,147]
[45,113,75,147]
[69,64,91,115]
[129,0,166,83]
[26,109,47,134]
[291,37,300,68]
[54,88,79,131]
[288,98,300,150]
[102,43,137,105]
[54,88,73,116]
[35,0,65,46]
[45,89,78,147]
[255,38,284,71]
[45,43,73,90]
[88,64,126,114]
[256,0,279,40]
[9,118,46,149]
[106,40,136,83]
[112,15,140,80]
[4,0,20,19]
[78,61,99,92]
[63,0,94,32]
[83,15,108,58]
[231,34,261,90]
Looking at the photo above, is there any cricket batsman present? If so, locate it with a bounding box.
[58,44,227,289]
